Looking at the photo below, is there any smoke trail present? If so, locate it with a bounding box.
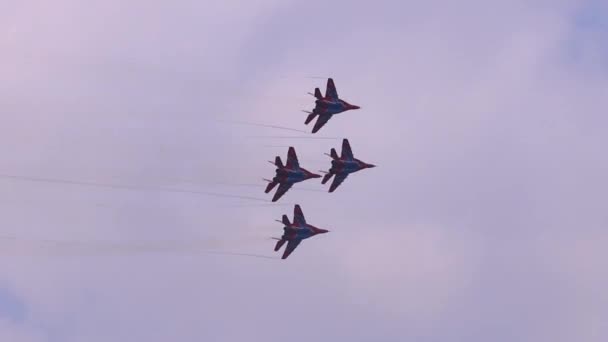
[204,251,278,260]
[246,136,340,140]
[0,236,280,260]
[0,174,272,202]
[217,119,309,134]
[278,75,328,80]
[165,179,326,194]
[219,203,293,208]
[212,182,326,193]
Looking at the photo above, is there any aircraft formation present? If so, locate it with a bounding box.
[265,78,375,259]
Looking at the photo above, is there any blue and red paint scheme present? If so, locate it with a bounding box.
[264,147,321,202]
[273,204,329,259]
[321,138,376,192]
[304,78,360,133]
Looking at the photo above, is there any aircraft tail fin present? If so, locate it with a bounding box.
[282,214,291,226]
[275,156,284,168]
[330,148,339,160]
[314,87,323,99]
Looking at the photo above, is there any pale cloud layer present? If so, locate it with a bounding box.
[1,1,607,341]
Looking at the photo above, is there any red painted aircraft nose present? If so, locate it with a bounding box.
[366,163,376,168]
[310,173,322,179]
[317,229,329,234]
[350,105,360,110]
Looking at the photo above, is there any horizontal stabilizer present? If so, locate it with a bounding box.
[274,239,286,252]
[265,181,278,193]
[322,172,334,184]
[305,112,317,125]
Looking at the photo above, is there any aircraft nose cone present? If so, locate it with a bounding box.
[318,229,329,234]
[367,164,376,168]
[310,173,322,179]
[351,105,360,110]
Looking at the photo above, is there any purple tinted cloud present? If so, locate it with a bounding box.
[0,1,606,341]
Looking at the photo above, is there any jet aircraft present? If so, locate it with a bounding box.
[273,204,329,259]
[303,78,360,133]
[264,147,321,202]
[321,139,376,192]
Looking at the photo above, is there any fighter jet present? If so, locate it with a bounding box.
[321,138,376,192]
[273,204,329,259]
[303,78,360,133]
[264,147,321,202]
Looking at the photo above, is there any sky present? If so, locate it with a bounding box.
[1,0,607,341]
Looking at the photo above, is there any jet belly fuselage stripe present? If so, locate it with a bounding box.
[315,100,347,115]
[284,226,315,240]
[275,170,306,182]
[332,160,360,173]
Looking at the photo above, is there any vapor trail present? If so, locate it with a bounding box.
[246,136,339,140]
[212,182,326,193]
[220,203,293,208]
[205,251,278,260]
[0,236,279,260]
[0,174,271,202]
[165,179,324,195]
[217,119,309,134]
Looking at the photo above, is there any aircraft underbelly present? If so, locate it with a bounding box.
[327,106,344,114]
[333,162,356,173]
[297,230,314,239]
[287,175,304,183]
[317,101,344,114]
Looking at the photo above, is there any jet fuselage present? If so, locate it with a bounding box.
[315,99,359,115]
[283,225,327,240]
[331,159,368,174]
[275,169,312,183]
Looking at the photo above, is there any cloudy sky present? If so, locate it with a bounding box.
[1,1,607,341]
